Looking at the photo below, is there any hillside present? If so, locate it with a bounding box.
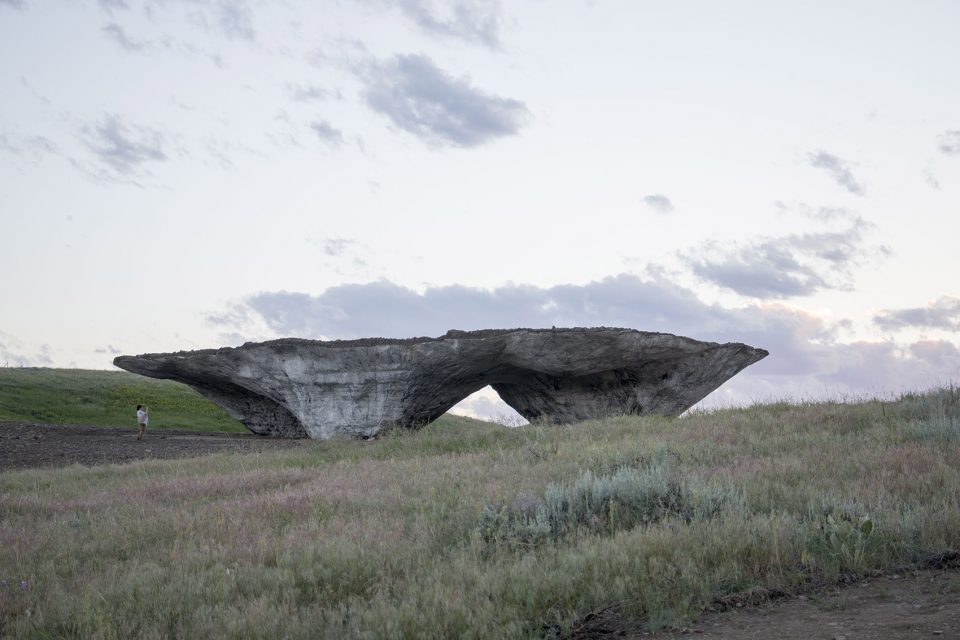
[1,385,958,637]
[0,367,246,433]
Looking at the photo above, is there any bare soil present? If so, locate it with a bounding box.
[0,421,306,471]
[639,569,960,640]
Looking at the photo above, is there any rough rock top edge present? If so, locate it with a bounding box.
[121,327,769,359]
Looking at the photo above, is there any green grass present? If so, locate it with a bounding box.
[0,368,245,433]
[1,387,959,638]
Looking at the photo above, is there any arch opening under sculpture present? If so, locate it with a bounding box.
[450,386,525,425]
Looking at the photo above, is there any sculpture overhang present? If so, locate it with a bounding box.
[114,327,768,439]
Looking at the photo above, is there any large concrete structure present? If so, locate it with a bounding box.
[114,328,768,439]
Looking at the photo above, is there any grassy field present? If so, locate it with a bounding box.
[0,368,245,433]
[1,386,959,638]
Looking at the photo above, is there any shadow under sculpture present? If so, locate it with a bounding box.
[113,327,768,439]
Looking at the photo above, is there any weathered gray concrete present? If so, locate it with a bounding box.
[114,328,767,439]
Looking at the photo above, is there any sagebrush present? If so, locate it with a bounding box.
[1,386,959,638]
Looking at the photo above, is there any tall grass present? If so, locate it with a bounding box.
[1,387,959,638]
[0,368,245,432]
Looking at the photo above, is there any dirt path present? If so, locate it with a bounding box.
[0,421,306,471]
[643,569,960,639]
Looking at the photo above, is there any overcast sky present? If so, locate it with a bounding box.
[1,0,958,420]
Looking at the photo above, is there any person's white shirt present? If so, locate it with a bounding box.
[137,409,148,425]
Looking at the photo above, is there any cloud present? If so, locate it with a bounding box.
[686,218,877,298]
[0,132,57,165]
[310,120,345,147]
[19,76,51,105]
[99,0,128,10]
[924,169,941,190]
[318,237,356,257]
[909,340,960,370]
[0,331,53,367]
[102,22,147,51]
[393,0,502,48]
[814,339,960,395]
[0,0,26,9]
[642,194,674,213]
[217,1,255,41]
[287,83,340,102]
[216,274,744,343]
[362,54,529,147]
[302,236,369,275]
[82,114,167,176]
[209,274,960,405]
[111,0,251,43]
[775,202,858,224]
[937,130,960,155]
[875,296,960,332]
[95,344,123,355]
[93,2,226,65]
[808,150,865,195]
[691,241,826,298]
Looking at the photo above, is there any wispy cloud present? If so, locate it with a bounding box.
[875,296,960,332]
[310,120,345,147]
[94,344,123,355]
[362,53,529,148]
[287,83,340,102]
[19,76,51,105]
[642,194,674,214]
[0,331,52,367]
[809,150,865,195]
[298,236,369,275]
[81,114,167,176]
[778,203,858,224]
[938,130,960,156]
[685,217,880,299]
[104,0,254,43]
[218,1,255,41]
[102,22,148,52]
[0,0,26,10]
[316,237,357,257]
[95,3,226,65]
[98,0,128,11]
[392,0,503,48]
[0,131,57,165]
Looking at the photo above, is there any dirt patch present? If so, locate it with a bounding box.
[0,421,307,471]
[640,569,960,639]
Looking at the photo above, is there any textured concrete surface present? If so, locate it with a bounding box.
[114,328,768,439]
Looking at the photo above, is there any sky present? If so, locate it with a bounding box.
[1,0,959,421]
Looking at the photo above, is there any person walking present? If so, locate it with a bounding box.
[136,404,149,440]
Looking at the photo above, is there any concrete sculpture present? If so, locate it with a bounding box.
[114,328,767,439]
